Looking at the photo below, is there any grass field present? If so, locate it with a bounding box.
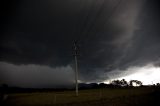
[2,87,160,106]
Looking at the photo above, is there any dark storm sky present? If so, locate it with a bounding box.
[0,0,160,87]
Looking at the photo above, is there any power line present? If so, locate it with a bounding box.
[78,0,106,43]
[78,0,123,44]
[102,0,122,30]
[70,0,95,41]
[71,0,123,95]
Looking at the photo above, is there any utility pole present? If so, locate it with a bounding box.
[73,40,79,96]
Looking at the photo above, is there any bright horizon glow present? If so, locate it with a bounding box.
[104,64,160,85]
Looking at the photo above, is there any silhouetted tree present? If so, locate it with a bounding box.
[136,80,142,86]
[120,79,128,87]
[111,80,121,86]
[129,80,142,87]
[111,79,128,87]
[156,83,160,86]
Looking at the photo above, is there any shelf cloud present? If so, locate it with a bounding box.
[0,0,160,87]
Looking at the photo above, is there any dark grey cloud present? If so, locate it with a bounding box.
[114,0,160,69]
[0,0,160,86]
[0,62,74,88]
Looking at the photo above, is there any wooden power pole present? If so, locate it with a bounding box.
[73,40,79,96]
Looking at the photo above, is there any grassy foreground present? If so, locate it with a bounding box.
[2,87,160,106]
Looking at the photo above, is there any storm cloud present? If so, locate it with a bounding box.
[0,0,160,87]
[0,62,74,88]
